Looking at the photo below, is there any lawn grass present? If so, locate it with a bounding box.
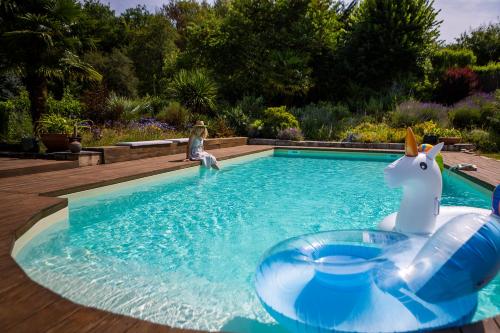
[479,152,500,160]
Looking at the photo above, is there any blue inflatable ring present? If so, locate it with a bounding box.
[255,230,478,333]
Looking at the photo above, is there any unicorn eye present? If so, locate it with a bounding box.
[420,162,428,170]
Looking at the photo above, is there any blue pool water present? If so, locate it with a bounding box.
[15,150,498,332]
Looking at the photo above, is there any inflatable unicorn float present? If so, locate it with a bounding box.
[255,128,500,333]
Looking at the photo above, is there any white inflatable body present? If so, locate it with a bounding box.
[379,206,491,234]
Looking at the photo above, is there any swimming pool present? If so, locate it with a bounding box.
[14,150,498,332]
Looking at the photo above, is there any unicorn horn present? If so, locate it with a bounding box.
[405,127,418,157]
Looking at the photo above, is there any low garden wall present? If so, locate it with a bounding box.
[248,138,475,152]
[87,137,248,164]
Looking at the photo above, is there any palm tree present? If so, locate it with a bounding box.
[0,0,101,130]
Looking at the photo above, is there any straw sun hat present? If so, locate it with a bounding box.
[193,120,207,128]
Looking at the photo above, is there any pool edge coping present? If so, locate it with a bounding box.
[4,145,499,332]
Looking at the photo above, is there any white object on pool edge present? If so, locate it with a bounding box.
[116,140,173,147]
[170,138,189,143]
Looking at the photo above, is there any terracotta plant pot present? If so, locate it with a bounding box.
[40,133,69,152]
[439,137,461,145]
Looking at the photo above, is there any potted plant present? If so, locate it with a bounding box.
[37,114,73,152]
[436,128,462,145]
[68,121,92,153]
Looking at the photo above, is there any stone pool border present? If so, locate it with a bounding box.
[1,145,498,332]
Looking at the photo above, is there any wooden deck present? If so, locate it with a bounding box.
[0,145,498,332]
[441,151,500,190]
[0,157,78,178]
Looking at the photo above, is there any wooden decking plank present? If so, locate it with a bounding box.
[0,286,60,330]
[5,298,79,333]
[83,313,139,332]
[45,308,112,333]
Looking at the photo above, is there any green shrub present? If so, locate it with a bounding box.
[156,101,190,128]
[433,127,462,138]
[465,129,497,151]
[431,48,477,74]
[236,96,265,119]
[472,62,500,92]
[413,120,440,136]
[248,119,264,138]
[219,105,250,136]
[167,69,217,115]
[0,91,32,141]
[0,100,13,140]
[46,90,83,118]
[412,120,463,138]
[341,123,412,143]
[106,94,152,122]
[147,96,169,115]
[291,102,350,140]
[37,113,75,134]
[260,106,299,138]
[208,117,236,138]
[449,106,481,129]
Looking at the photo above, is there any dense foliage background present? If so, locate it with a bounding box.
[1,0,499,152]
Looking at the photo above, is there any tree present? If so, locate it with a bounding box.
[84,49,139,97]
[183,0,343,104]
[78,0,127,53]
[454,21,500,66]
[162,0,211,50]
[123,7,178,96]
[0,0,101,129]
[337,0,441,100]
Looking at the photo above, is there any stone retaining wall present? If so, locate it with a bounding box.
[248,138,474,152]
[87,137,248,164]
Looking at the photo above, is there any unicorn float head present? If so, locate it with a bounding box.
[384,128,444,235]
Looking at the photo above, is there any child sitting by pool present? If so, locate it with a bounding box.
[185,121,220,170]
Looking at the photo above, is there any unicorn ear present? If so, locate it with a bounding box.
[405,127,418,157]
[426,142,444,160]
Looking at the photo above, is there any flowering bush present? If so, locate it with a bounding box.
[291,102,350,140]
[277,128,304,141]
[390,100,448,127]
[128,118,176,132]
[437,67,479,105]
[449,92,497,129]
[341,123,411,143]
